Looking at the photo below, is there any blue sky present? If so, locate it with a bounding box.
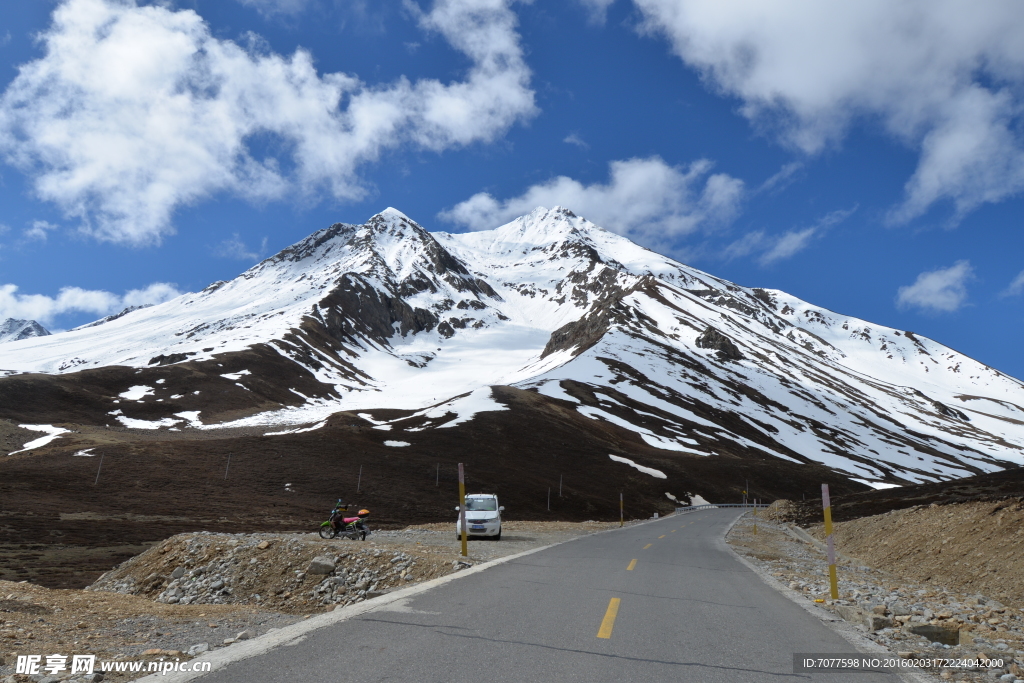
[2,0,1024,379]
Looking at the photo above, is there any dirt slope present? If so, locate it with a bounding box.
[728,514,1024,683]
[809,499,1024,608]
[780,467,1024,525]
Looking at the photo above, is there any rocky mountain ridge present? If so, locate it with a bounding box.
[0,317,49,343]
[1,206,1022,487]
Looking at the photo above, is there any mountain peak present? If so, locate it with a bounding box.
[376,207,413,222]
[0,318,51,344]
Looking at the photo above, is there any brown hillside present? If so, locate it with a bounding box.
[0,385,863,589]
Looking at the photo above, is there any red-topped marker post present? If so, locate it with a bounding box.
[822,484,839,599]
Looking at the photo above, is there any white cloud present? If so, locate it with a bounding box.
[758,226,817,265]
[24,220,58,242]
[896,260,973,313]
[217,233,269,261]
[0,0,535,246]
[237,0,311,17]
[756,161,803,195]
[439,156,744,244]
[0,282,181,325]
[121,283,182,309]
[1001,270,1024,298]
[578,0,617,24]
[633,0,1024,223]
[721,229,765,261]
[724,206,855,265]
[563,132,589,149]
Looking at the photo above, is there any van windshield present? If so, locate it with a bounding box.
[465,498,497,511]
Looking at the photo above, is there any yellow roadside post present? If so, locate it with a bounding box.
[821,483,839,599]
[458,463,468,557]
[619,492,624,527]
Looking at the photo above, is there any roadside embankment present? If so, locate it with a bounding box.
[729,504,1024,683]
[805,499,1024,608]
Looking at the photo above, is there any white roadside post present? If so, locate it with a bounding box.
[458,463,468,557]
[821,484,839,599]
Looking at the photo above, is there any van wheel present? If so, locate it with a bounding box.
[495,529,501,541]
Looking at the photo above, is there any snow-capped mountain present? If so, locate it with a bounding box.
[0,318,50,343]
[2,207,1022,487]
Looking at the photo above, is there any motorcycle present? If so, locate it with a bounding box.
[319,518,370,540]
[319,503,370,540]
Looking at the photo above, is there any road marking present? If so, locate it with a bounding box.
[671,530,676,533]
[597,598,621,639]
[642,543,652,549]
[626,559,637,570]
[658,535,665,538]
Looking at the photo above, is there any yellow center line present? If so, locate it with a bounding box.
[658,535,665,539]
[671,530,676,533]
[642,543,652,549]
[626,559,637,570]
[597,598,621,639]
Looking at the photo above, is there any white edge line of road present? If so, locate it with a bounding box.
[133,518,661,683]
[721,511,933,683]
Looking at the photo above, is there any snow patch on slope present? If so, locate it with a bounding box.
[115,415,182,430]
[10,425,70,454]
[264,420,327,436]
[608,454,667,478]
[119,385,154,401]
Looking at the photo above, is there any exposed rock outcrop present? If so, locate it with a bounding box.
[695,326,744,361]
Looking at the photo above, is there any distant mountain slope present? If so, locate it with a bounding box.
[1,207,1021,487]
[0,318,50,344]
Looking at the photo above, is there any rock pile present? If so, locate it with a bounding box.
[761,499,800,523]
[88,532,457,611]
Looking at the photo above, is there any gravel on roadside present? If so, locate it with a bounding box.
[728,513,1024,683]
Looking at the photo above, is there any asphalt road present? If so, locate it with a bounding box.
[196,510,899,683]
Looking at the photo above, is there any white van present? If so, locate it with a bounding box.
[455,494,503,540]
